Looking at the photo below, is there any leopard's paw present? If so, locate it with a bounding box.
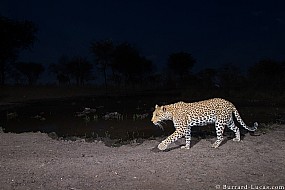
[232,137,240,142]
[158,142,168,150]
[211,141,221,148]
[180,145,190,150]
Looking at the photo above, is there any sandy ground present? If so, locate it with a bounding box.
[0,125,285,190]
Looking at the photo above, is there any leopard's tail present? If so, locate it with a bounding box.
[233,107,258,131]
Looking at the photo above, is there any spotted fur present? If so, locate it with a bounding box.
[151,98,258,150]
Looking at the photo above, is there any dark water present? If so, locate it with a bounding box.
[1,96,285,142]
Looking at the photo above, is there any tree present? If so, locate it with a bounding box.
[248,59,285,91]
[197,68,217,89]
[91,40,153,88]
[66,56,93,86]
[90,40,114,90]
[50,56,93,86]
[168,52,196,80]
[217,64,244,96]
[0,16,37,85]
[49,55,71,85]
[112,42,153,85]
[14,62,44,85]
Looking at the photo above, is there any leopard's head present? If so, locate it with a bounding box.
[151,105,172,129]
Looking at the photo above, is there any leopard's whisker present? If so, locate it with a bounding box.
[157,122,164,131]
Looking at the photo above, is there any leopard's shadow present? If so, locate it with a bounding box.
[150,130,251,152]
[151,137,201,152]
[204,131,248,148]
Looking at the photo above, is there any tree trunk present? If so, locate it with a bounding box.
[0,62,5,86]
[103,67,108,95]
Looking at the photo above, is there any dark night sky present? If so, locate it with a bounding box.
[1,0,285,75]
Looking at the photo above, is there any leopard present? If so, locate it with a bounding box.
[151,98,258,150]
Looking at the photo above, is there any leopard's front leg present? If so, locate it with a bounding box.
[158,129,184,150]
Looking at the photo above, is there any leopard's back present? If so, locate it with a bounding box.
[172,98,234,120]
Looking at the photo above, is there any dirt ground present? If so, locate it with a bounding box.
[0,125,284,190]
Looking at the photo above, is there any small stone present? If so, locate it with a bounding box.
[150,170,156,174]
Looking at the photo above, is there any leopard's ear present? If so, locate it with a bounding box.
[162,106,166,112]
[155,104,159,109]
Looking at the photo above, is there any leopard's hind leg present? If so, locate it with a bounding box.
[227,119,240,142]
[212,122,225,148]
